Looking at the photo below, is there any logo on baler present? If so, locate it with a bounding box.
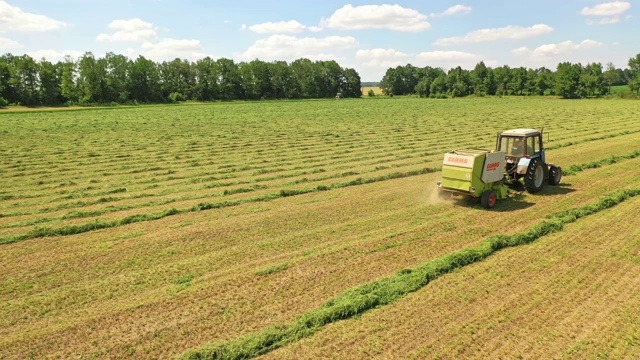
[447,156,468,164]
[485,162,500,171]
[443,153,474,168]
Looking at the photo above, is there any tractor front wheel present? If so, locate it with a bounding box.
[481,190,497,209]
[524,158,545,193]
[548,165,562,185]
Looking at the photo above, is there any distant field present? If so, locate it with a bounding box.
[362,86,384,96]
[611,85,632,94]
[1,97,639,359]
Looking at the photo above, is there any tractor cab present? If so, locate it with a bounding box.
[495,128,560,192]
[496,128,544,163]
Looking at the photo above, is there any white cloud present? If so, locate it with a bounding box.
[321,4,430,31]
[513,39,604,58]
[0,37,22,50]
[416,51,482,70]
[249,20,306,34]
[581,1,631,16]
[27,49,84,62]
[140,38,206,61]
[429,5,472,18]
[581,1,631,25]
[356,48,408,59]
[97,18,157,43]
[587,16,622,24]
[511,47,531,57]
[240,34,358,61]
[417,51,479,62]
[435,24,554,46]
[361,58,408,70]
[0,0,67,32]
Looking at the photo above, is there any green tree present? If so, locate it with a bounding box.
[525,68,538,95]
[60,56,80,103]
[77,52,109,103]
[105,52,130,103]
[269,60,296,99]
[510,67,527,95]
[159,58,194,101]
[379,64,419,96]
[238,59,274,100]
[580,63,604,97]
[471,61,491,96]
[128,55,162,102]
[12,55,40,106]
[554,62,582,98]
[429,74,448,97]
[0,58,10,106]
[193,57,218,101]
[534,67,553,95]
[493,65,512,96]
[415,77,432,97]
[446,66,471,97]
[603,62,619,94]
[628,53,640,94]
[342,67,362,98]
[214,58,241,100]
[38,59,62,105]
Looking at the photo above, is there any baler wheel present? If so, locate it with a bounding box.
[481,190,497,209]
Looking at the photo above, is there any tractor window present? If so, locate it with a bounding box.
[526,137,535,155]
[529,136,540,155]
[509,137,526,156]
[499,137,512,155]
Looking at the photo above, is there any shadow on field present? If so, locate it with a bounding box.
[449,193,535,212]
[537,183,577,196]
[436,183,576,211]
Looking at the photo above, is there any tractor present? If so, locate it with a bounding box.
[436,128,562,208]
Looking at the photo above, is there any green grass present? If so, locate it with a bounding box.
[610,85,631,94]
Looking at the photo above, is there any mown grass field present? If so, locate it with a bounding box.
[1,97,639,359]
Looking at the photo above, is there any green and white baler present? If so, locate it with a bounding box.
[437,149,508,208]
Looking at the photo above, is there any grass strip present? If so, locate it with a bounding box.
[562,149,640,175]
[2,150,638,245]
[546,129,640,150]
[177,187,640,360]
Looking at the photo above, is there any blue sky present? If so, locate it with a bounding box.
[0,0,637,81]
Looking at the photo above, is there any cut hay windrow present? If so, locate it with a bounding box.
[545,129,640,150]
[177,187,640,360]
[562,149,640,175]
[1,150,638,245]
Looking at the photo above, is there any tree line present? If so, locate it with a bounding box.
[380,53,640,99]
[0,52,362,107]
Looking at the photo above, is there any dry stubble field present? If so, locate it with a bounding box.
[1,97,639,359]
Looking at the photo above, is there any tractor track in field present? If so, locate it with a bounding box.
[1,149,639,245]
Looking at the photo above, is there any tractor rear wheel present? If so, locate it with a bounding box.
[481,190,497,209]
[524,158,545,193]
[548,165,562,185]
